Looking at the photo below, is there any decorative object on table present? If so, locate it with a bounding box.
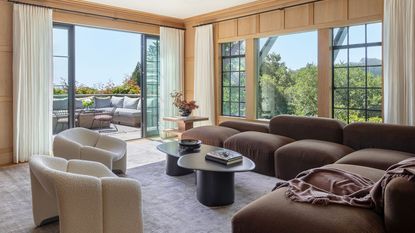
[179,139,202,152]
[205,149,243,165]
[170,91,199,117]
[82,98,94,110]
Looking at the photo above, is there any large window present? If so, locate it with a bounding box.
[256,31,318,119]
[332,23,382,123]
[221,41,246,117]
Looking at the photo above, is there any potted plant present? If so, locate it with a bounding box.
[170,91,198,117]
[82,98,94,110]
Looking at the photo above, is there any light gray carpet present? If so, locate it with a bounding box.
[0,161,277,233]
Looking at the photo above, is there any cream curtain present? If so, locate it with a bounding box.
[384,0,415,125]
[13,4,53,163]
[159,27,184,131]
[193,25,215,126]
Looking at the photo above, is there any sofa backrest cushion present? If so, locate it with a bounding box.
[111,96,124,108]
[269,115,346,143]
[343,123,415,154]
[219,121,269,133]
[75,97,94,109]
[95,97,111,108]
[53,98,68,110]
[123,96,140,109]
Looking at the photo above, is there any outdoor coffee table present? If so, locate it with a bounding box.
[178,148,255,207]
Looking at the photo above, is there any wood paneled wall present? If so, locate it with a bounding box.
[0,0,13,165]
[184,0,383,124]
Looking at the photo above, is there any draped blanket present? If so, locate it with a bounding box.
[274,158,415,212]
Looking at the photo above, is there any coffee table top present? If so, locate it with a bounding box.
[156,141,221,158]
[177,151,255,173]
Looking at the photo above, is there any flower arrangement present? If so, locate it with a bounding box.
[82,98,94,109]
[170,91,198,117]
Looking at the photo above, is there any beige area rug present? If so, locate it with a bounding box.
[0,140,278,233]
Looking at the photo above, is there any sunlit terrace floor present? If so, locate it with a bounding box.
[93,123,142,141]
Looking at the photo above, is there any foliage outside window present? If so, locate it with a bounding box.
[332,23,382,123]
[257,31,318,119]
[221,41,246,117]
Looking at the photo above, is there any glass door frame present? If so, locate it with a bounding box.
[53,23,76,129]
[141,34,160,138]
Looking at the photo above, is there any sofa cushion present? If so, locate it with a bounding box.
[111,96,124,108]
[95,97,111,108]
[75,97,93,109]
[224,131,294,176]
[219,121,269,133]
[275,139,354,180]
[123,96,140,109]
[335,148,414,170]
[232,186,385,233]
[116,108,141,117]
[269,115,346,143]
[343,122,415,154]
[53,98,68,110]
[181,126,240,147]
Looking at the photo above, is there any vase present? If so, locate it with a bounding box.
[179,108,192,117]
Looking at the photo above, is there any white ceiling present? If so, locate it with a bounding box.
[83,0,257,19]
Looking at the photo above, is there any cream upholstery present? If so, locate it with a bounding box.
[53,127,127,174]
[29,155,143,233]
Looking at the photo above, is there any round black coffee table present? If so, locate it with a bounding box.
[178,151,255,207]
[156,142,224,176]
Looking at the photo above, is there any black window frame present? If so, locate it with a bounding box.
[221,41,246,117]
[331,23,383,123]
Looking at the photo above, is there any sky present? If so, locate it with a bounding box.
[53,23,382,88]
[53,26,142,87]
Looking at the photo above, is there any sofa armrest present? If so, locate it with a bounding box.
[384,177,415,233]
[101,177,143,233]
[219,121,269,133]
[67,160,116,178]
[95,135,127,159]
[53,135,82,160]
[80,146,114,170]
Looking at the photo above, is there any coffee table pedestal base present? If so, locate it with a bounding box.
[166,154,193,176]
[196,170,234,207]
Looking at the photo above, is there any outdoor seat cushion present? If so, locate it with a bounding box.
[232,164,385,233]
[335,148,414,170]
[275,139,354,180]
[224,131,294,176]
[116,108,141,117]
[181,126,240,147]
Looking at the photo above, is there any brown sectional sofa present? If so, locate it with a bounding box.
[182,115,415,233]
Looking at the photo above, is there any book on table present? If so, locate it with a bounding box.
[205,149,243,165]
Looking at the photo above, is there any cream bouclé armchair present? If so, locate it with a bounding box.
[53,127,127,174]
[29,155,143,233]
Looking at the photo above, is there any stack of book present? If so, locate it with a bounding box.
[205,149,243,165]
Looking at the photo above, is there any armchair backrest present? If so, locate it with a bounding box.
[58,127,100,147]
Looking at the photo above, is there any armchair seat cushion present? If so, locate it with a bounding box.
[224,131,294,176]
[233,163,385,233]
[275,139,354,180]
[181,126,240,147]
[335,148,414,170]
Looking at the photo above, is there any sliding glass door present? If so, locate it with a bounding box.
[142,36,160,137]
[52,24,160,139]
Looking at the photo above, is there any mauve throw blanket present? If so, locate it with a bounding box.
[274,157,415,212]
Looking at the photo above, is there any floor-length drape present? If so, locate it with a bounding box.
[193,25,215,126]
[384,0,415,125]
[159,27,184,131]
[13,4,53,162]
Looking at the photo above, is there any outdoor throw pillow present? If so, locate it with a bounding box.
[111,96,124,108]
[95,97,111,108]
[53,98,68,110]
[123,96,139,109]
